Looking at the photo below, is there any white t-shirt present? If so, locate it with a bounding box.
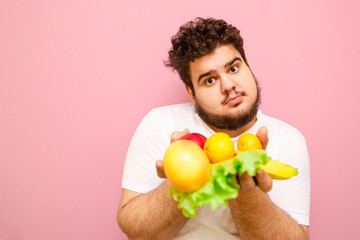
[122,103,310,239]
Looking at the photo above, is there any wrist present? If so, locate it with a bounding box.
[229,187,270,210]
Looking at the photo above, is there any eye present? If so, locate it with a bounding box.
[205,78,216,85]
[229,65,239,73]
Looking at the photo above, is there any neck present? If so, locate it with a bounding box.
[209,116,257,138]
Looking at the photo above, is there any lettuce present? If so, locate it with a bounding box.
[169,150,270,217]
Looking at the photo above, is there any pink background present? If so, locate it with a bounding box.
[1,0,359,239]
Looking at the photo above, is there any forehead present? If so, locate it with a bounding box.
[189,44,242,79]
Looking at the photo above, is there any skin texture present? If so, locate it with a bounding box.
[117,130,190,240]
[187,44,258,138]
[118,182,188,240]
[117,45,309,239]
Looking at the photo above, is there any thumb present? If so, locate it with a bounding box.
[170,128,190,143]
[156,160,167,179]
[256,126,269,150]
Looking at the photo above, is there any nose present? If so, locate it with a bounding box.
[220,75,236,93]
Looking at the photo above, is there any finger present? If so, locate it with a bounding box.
[170,128,190,143]
[256,126,269,150]
[156,160,167,178]
[238,172,257,191]
[255,170,273,192]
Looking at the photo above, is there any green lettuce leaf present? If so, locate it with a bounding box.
[169,150,270,218]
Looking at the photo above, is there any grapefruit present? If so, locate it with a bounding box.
[163,140,211,193]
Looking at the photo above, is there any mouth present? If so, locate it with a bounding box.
[222,91,245,106]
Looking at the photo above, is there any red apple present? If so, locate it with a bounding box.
[181,133,207,149]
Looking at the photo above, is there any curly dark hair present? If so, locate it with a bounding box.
[165,17,248,95]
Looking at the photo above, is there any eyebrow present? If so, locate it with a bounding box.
[197,57,242,82]
[225,57,242,68]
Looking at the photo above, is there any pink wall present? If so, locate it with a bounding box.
[1,0,359,239]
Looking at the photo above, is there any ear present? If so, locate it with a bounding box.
[185,85,195,101]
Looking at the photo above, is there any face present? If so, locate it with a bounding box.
[188,44,261,131]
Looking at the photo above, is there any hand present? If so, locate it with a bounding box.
[237,126,272,193]
[238,171,272,193]
[156,129,190,179]
[256,126,269,150]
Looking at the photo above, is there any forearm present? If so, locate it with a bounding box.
[228,188,308,240]
[118,181,188,240]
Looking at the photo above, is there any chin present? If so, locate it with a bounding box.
[228,104,250,115]
[195,95,260,130]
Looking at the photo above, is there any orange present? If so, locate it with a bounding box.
[163,140,211,193]
[204,132,236,163]
[237,133,262,152]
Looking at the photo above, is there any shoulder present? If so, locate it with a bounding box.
[149,102,195,118]
[143,102,198,131]
[133,102,196,143]
[140,102,194,125]
[258,111,309,165]
[259,111,305,141]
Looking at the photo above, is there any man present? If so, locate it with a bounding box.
[118,17,310,239]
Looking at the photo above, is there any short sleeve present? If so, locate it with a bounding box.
[121,109,173,193]
[268,130,311,226]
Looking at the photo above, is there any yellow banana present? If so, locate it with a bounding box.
[260,160,298,180]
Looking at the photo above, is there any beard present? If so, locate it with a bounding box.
[195,78,261,131]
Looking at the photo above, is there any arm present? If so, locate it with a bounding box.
[228,127,309,239]
[228,173,308,240]
[118,130,190,240]
[117,182,188,240]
